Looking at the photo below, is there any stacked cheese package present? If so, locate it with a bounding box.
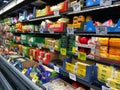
[109,38,120,60]
[107,69,120,90]
[97,37,120,61]
[97,64,114,83]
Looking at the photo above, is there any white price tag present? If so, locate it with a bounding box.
[22,53,25,57]
[69,73,76,81]
[49,28,54,34]
[54,8,59,16]
[100,0,112,6]
[96,26,107,35]
[73,2,81,12]
[49,46,54,52]
[102,86,111,90]
[40,27,44,33]
[37,43,43,49]
[54,66,59,73]
[30,29,34,33]
[67,27,74,34]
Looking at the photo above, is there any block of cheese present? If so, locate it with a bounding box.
[100,46,108,53]
[109,47,120,55]
[109,38,120,48]
[100,53,108,58]
[108,54,120,61]
[98,38,109,46]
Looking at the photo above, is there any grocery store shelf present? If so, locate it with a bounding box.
[0,55,43,90]
[67,2,120,15]
[29,15,61,22]
[87,57,120,68]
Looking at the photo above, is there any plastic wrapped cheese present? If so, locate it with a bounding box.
[109,38,120,48]
[98,37,109,46]
[108,54,120,61]
[100,46,108,53]
[109,47,120,55]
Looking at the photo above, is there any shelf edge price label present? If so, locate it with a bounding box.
[78,52,86,61]
[102,86,111,90]
[49,28,54,34]
[72,1,81,12]
[54,8,59,16]
[60,48,66,56]
[54,66,59,73]
[100,0,112,6]
[40,27,44,33]
[96,26,107,35]
[67,27,74,35]
[22,69,27,74]
[69,73,76,81]
[49,46,54,52]
[30,56,33,61]
[32,75,39,83]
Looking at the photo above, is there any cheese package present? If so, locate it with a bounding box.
[100,46,108,53]
[109,38,120,48]
[66,62,75,73]
[109,47,120,55]
[114,70,120,81]
[100,53,108,58]
[108,78,120,90]
[98,38,109,46]
[108,54,120,61]
[97,64,114,83]
[76,69,86,78]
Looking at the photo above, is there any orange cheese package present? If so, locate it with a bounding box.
[108,54,120,61]
[98,37,109,46]
[109,38,120,48]
[109,47,120,55]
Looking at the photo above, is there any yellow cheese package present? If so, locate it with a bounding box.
[109,47,120,55]
[100,53,108,58]
[97,64,114,82]
[107,78,120,90]
[76,69,86,78]
[109,38,120,48]
[114,70,120,80]
[66,62,75,74]
[100,46,108,53]
[108,54,120,61]
[98,37,109,46]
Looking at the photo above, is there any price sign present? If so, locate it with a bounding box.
[49,46,54,52]
[102,86,111,90]
[69,73,76,81]
[37,43,44,49]
[67,27,74,35]
[60,48,66,56]
[54,8,59,16]
[78,52,86,61]
[96,26,107,35]
[32,75,39,83]
[49,28,54,34]
[40,27,44,33]
[100,0,112,6]
[73,2,81,12]
[22,69,27,74]
[54,66,59,73]
[30,29,34,33]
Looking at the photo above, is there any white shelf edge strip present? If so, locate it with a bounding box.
[68,3,120,15]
